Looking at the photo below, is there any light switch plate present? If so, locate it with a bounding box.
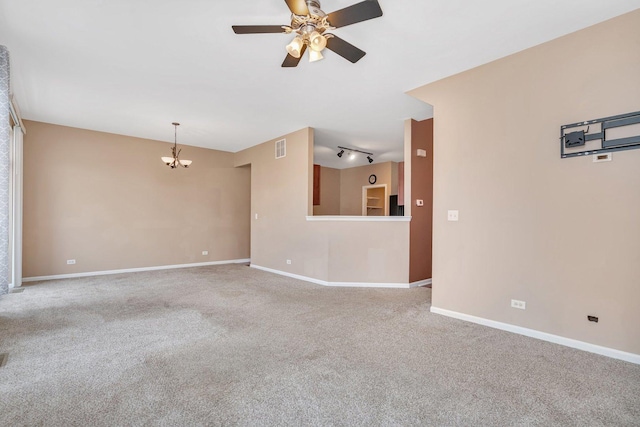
[416,199,424,206]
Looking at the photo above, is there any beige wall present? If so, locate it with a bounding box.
[235,128,410,284]
[313,166,341,216]
[235,128,327,278]
[409,119,433,282]
[323,220,409,283]
[23,121,250,277]
[24,122,411,285]
[339,162,396,215]
[409,10,640,354]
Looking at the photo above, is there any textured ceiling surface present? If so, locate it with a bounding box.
[1,1,639,168]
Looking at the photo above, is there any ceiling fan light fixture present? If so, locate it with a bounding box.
[286,36,304,58]
[309,31,327,52]
[309,49,324,62]
[233,0,383,67]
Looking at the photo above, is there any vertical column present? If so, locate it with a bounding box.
[12,126,23,288]
[0,46,10,295]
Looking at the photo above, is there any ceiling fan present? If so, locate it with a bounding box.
[232,0,383,67]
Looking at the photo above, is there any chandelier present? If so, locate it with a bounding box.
[161,122,192,169]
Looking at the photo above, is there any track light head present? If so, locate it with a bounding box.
[337,149,344,158]
[367,155,373,163]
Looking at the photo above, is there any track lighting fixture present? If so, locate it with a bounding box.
[336,146,373,163]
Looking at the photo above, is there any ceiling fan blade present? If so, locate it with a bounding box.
[232,25,287,34]
[282,44,307,67]
[326,36,366,63]
[284,0,309,16]
[327,0,383,29]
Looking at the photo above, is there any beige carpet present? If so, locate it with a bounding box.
[0,264,638,426]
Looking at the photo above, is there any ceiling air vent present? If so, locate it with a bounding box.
[275,139,286,159]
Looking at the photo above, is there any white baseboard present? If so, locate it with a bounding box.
[430,306,640,365]
[251,265,416,289]
[410,279,432,288]
[23,259,251,283]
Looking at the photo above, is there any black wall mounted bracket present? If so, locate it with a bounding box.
[560,110,640,158]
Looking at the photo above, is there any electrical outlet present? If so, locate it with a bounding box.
[448,210,459,221]
[511,299,526,310]
[66,259,76,265]
[202,251,208,256]
[593,153,612,163]
[286,259,292,265]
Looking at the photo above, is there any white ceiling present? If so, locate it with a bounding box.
[1,1,639,169]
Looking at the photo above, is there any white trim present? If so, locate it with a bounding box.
[251,265,327,286]
[329,281,409,289]
[11,125,23,288]
[410,278,432,288]
[22,259,251,282]
[9,94,26,133]
[362,184,388,216]
[306,215,411,222]
[251,265,412,288]
[430,306,640,365]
